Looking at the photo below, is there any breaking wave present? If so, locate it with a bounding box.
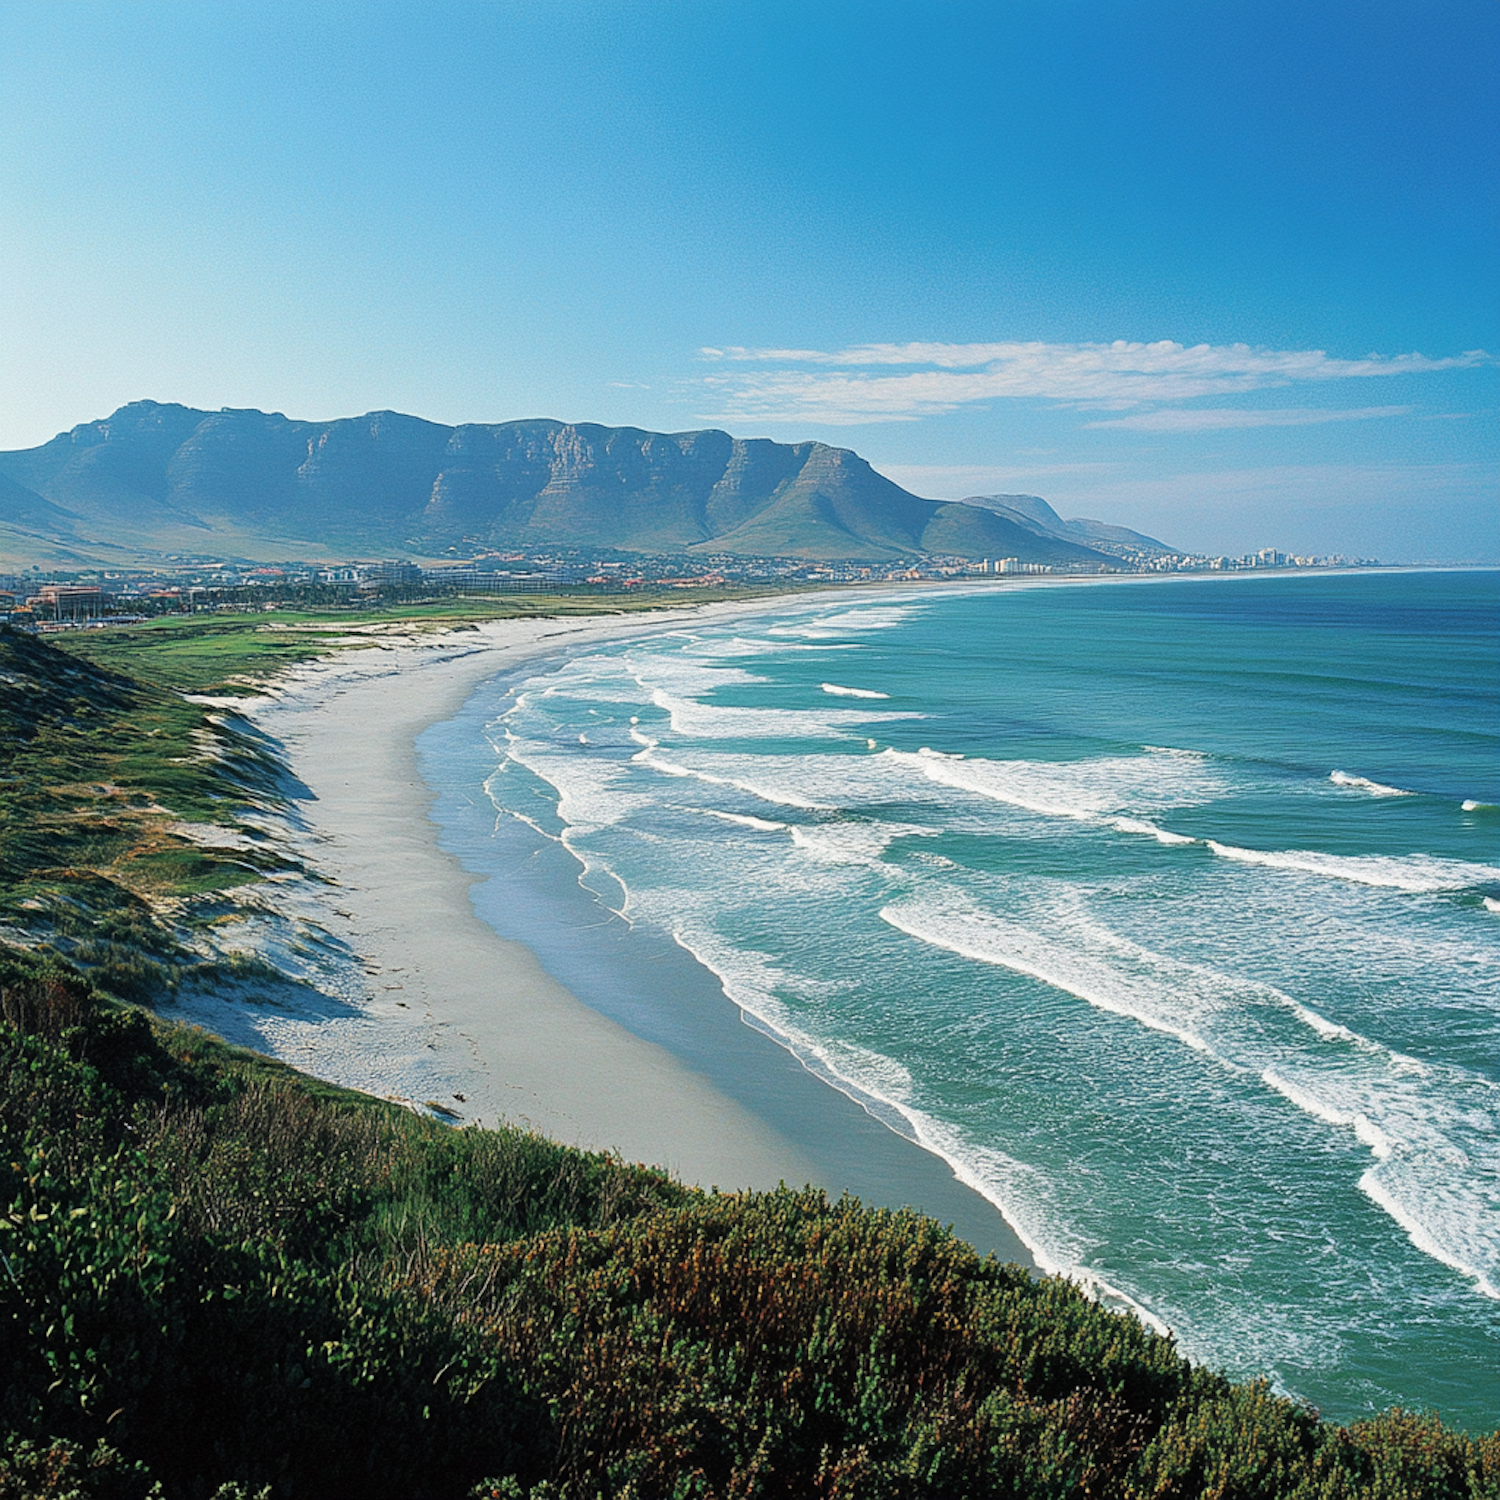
[1330,770,1414,797]
[1206,842,1500,894]
[882,890,1500,1302]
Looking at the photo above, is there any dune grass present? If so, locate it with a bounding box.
[0,627,292,998]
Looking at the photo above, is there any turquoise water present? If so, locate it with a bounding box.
[424,571,1500,1428]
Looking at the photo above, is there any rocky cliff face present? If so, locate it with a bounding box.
[0,401,1113,564]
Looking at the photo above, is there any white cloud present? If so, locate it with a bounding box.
[1085,405,1413,432]
[694,340,1487,425]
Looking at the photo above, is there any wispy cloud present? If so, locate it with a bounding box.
[695,340,1487,425]
[1085,405,1412,432]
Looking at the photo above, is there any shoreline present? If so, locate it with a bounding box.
[171,594,1040,1265]
[163,567,1488,1270]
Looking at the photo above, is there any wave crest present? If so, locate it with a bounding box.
[1330,770,1413,797]
[1206,841,1500,894]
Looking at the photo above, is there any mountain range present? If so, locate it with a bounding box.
[0,402,1171,568]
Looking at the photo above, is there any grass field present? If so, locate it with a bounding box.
[54,587,794,695]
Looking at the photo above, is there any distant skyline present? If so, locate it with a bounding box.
[1,1,1495,560]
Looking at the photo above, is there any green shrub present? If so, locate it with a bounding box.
[412,1189,1197,1496]
[0,1434,162,1500]
[1,950,1495,1499]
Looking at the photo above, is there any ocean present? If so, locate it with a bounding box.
[417,569,1500,1429]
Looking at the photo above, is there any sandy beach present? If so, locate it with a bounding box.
[173,598,1036,1265]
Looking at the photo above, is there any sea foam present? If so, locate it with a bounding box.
[632,749,832,811]
[767,605,921,639]
[885,746,1227,822]
[1330,770,1414,797]
[693,808,788,833]
[1111,817,1198,845]
[646,687,914,741]
[882,889,1500,1302]
[1206,841,1500,893]
[790,819,936,868]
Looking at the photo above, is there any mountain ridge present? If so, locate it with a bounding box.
[962,493,1176,554]
[0,402,1123,566]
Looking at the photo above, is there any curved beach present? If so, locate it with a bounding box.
[173,599,1038,1266]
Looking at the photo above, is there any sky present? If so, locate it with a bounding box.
[1,0,1495,561]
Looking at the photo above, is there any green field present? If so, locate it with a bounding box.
[55,592,778,697]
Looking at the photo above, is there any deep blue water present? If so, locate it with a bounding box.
[422,570,1500,1428]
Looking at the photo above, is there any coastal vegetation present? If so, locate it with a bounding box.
[0,601,764,996]
[0,622,296,1005]
[1,618,1496,1497]
[49,601,669,697]
[2,951,1497,1499]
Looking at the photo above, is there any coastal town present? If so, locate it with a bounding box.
[0,543,1383,628]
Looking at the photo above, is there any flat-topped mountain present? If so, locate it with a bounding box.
[0,402,1118,566]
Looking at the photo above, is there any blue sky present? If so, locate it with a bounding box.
[1,0,1495,559]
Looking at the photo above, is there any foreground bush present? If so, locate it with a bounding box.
[0,950,1495,1499]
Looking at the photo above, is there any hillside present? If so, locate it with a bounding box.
[0,402,1115,566]
[5,956,1493,1500]
[963,493,1179,554]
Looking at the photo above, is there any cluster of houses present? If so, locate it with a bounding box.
[0,583,126,628]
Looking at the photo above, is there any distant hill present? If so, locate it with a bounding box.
[964,493,1178,554]
[0,402,1118,567]
[0,473,82,537]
